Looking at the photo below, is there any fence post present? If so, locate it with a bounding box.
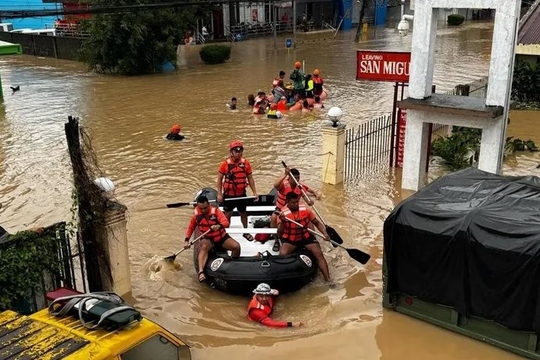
[321,123,345,185]
[455,84,470,96]
[97,204,132,298]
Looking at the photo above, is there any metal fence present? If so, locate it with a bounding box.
[344,77,489,180]
[344,113,393,179]
[11,222,87,314]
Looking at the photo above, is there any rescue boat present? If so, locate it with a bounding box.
[192,188,318,296]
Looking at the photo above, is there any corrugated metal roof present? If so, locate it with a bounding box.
[519,0,540,45]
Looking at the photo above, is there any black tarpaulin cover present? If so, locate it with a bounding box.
[384,168,540,332]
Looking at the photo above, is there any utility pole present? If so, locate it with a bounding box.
[354,0,366,43]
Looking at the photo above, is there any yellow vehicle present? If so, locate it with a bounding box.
[0,291,191,360]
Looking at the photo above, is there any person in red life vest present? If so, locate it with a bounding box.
[278,192,334,287]
[247,283,303,328]
[184,195,240,283]
[270,167,320,251]
[166,124,184,140]
[312,69,324,97]
[217,140,259,242]
[272,70,286,89]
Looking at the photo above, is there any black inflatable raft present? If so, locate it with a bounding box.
[192,188,318,296]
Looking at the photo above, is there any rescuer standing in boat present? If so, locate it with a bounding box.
[217,140,258,242]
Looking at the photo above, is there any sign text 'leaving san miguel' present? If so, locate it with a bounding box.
[356,50,411,83]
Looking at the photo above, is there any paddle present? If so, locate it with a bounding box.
[166,200,218,208]
[284,218,370,265]
[164,230,211,262]
[281,161,343,247]
[224,196,258,201]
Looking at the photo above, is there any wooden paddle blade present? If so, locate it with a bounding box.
[326,225,343,247]
[346,248,371,265]
[166,202,190,208]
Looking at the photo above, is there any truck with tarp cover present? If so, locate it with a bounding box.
[383,168,540,359]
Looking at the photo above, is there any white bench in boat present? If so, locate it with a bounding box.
[218,205,276,213]
[226,228,277,234]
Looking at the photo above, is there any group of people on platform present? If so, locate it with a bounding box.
[227,61,326,118]
[182,140,334,287]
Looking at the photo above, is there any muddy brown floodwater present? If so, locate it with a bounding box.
[1,21,536,359]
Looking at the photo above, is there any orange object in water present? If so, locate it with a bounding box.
[294,61,301,69]
[277,99,288,112]
[171,124,181,134]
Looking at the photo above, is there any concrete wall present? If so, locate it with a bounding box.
[0,32,83,61]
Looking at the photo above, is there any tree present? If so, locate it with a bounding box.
[79,0,197,75]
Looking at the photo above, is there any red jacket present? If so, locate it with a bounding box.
[218,157,253,196]
[185,206,229,241]
[247,295,289,328]
[279,205,316,242]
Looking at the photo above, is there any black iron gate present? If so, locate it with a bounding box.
[344,113,393,179]
[18,222,87,313]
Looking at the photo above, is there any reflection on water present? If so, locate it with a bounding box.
[0,21,536,359]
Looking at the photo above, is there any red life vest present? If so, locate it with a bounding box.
[313,76,324,93]
[276,179,303,209]
[272,78,282,88]
[223,157,249,196]
[281,205,312,242]
[247,295,274,320]
[194,206,226,241]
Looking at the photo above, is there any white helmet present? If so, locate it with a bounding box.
[253,283,277,295]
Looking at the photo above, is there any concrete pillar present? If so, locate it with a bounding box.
[408,7,439,99]
[402,110,431,191]
[486,2,521,107]
[98,204,132,298]
[478,116,505,173]
[321,123,345,185]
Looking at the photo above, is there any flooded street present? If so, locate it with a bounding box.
[0,21,537,359]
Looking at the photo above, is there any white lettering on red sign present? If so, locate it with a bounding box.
[359,60,409,77]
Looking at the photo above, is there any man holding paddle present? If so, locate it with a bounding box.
[278,192,334,287]
[270,166,320,251]
[217,140,258,242]
[184,195,240,283]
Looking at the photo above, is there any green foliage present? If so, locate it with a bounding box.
[431,127,480,171]
[199,45,231,65]
[447,14,465,26]
[513,101,540,110]
[79,0,197,75]
[512,58,540,102]
[431,127,538,171]
[505,137,539,154]
[0,231,60,311]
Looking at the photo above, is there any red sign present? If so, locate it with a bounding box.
[356,50,411,82]
[396,109,407,167]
